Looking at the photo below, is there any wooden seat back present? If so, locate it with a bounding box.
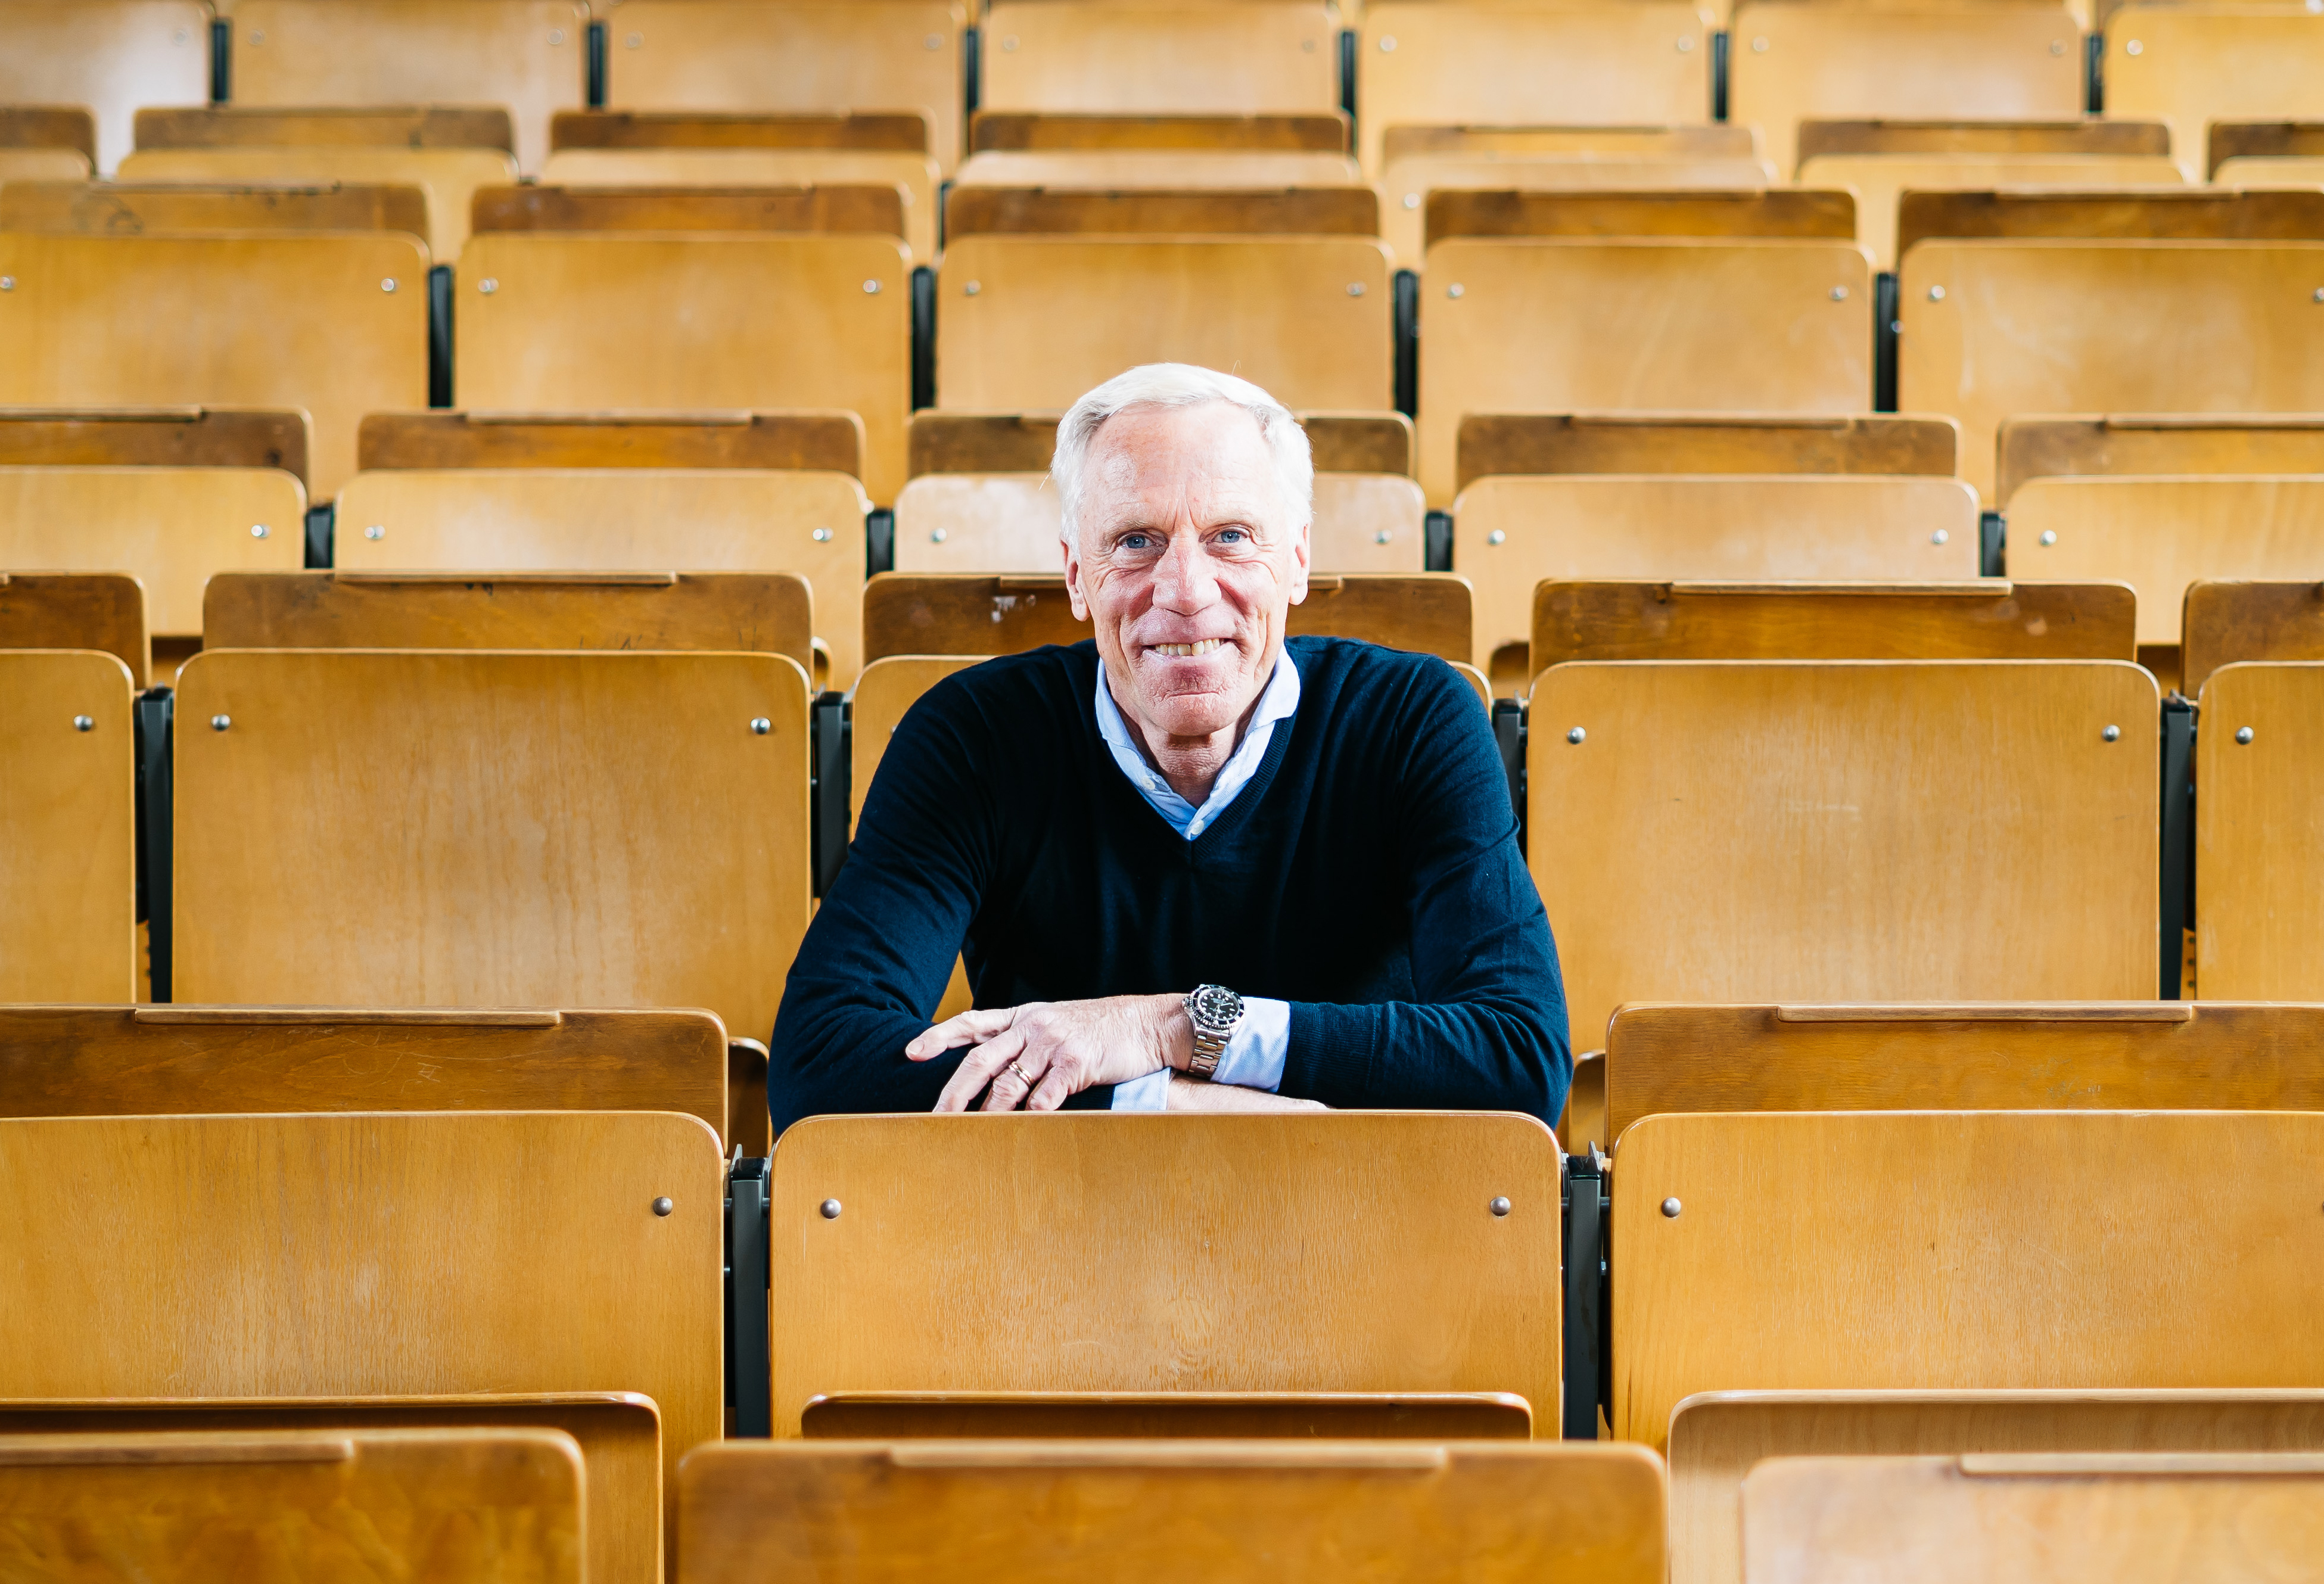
[0,182,432,247]
[2197,660,2324,998]
[174,650,813,1040]
[0,105,95,182]
[0,649,136,1002]
[2183,579,2324,697]
[118,147,519,264]
[1532,661,2157,1048]
[0,406,307,483]
[1382,154,1776,268]
[537,148,938,259]
[1800,153,2184,270]
[0,234,429,499]
[2107,6,2324,179]
[1896,188,2324,262]
[679,1440,1666,1583]
[970,111,1348,155]
[981,2,1338,124]
[1996,415,2324,506]
[553,109,928,155]
[909,409,1410,475]
[0,0,207,173]
[763,1112,1563,1436]
[945,185,1379,240]
[135,105,516,152]
[1796,119,2170,163]
[2210,120,2324,181]
[1427,189,1853,250]
[471,182,906,242]
[1457,413,1956,494]
[799,1393,1532,1440]
[0,571,147,683]
[455,234,911,502]
[360,410,863,477]
[953,149,1363,194]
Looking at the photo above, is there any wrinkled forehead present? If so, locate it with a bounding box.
[1080,402,1288,525]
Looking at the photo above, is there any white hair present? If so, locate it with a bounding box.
[1050,363,1314,544]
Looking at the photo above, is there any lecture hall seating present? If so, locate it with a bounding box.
[0,0,207,173]
[2182,577,2324,698]
[1995,413,2324,507]
[472,180,908,251]
[1456,412,1959,493]
[0,180,432,244]
[0,571,147,684]
[0,404,308,484]
[0,647,137,1004]
[981,1,1340,126]
[2212,119,2324,191]
[2196,659,2324,1000]
[0,104,97,182]
[2107,4,2324,181]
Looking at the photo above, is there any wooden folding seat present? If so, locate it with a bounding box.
[762,1112,1563,1436]
[2196,660,2324,998]
[329,468,868,681]
[555,108,931,157]
[953,149,1364,194]
[1356,4,1714,178]
[0,572,147,684]
[799,1396,1530,1440]
[359,409,863,478]
[1996,415,2324,506]
[970,111,1350,155]
[0,1427,584,1583]
[0,234,427,499]
[0,649,136,1003]
[0,406,309,483]
[1430,189,1855,250]
[1453,475,1980,677]
[679,1440,1666,1582]
[1728,2,2086,180]
[0,104,95,183]
[2108,6,2324,181]
[471,182,906,246]
[1418,239,1874,504]
[228,0,587,176]
[1531,661,2156,1049]
[0,1110,721,1583]
[136,105,517,154]
[1899,188,2324,258]
[934,237,1393,416]
[0,1,208,174]
[602,1,966,172]
[0,465,306,640]
[944,185,1379,242]
[174,650,814,1042]
[456,234,911,503]
[2210,119,2324,183]
[2183,578,2324,698]
[1457,412,1958,496]
[0,181,431,247]
[981,2,1339,125]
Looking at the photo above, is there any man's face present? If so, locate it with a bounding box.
[1063,402,1311,743]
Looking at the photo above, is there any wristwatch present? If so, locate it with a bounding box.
[1183,984,1244,1079]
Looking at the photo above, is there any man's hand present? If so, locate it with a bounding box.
[907,994,1191,1111]
[1163,1073,1326,1112]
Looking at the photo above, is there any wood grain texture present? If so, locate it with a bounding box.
[0,406,307,482]
[0,572,147,684]
[934,236,1393,415]
[1743,1452,2324,1584]
[982,1,1337,122]
[2210,120,2324,176]
[1797,118,2171,162]
[0,0,209,174]
[328,468,865,683]
[2107,7,2324,178]
[1670,1389,2324,1584]
[971,113,1348,154]
[1355,2,1712,176]
[2183,580,2324,697]
[800,1392,1532,1440]
[0,232,430,499]
[0,181,431,247]
[1386,126,1757,165]
[1418,241,1874,505]
[848,656,981,824]
[2008,477,2324,646]
[2219,153,2324,194]
[1427,189,1854,250]
[945,185,1379,239]
[0,148,89,183]
[2197,662,2324,998]
[0,651,137,1004]
[1799,153,2184,270]
[539,147,937,261]
[1899,241,2324,506]
[472,182,905,241]
[231,0,586,175]
[455,232,912,502]
[1728,2,2085,178]
[174,651,813,1043]
[1899,188,2324,263]
[764,1113,1563,1436]
[1454,477,1980,673]
[1382,156,1777,269]
[1531,662,2158,1050]
[906,410,1408,476]
[0,465,309,639]
[0,1427,583,1582]
[1455,413,1957,493]
[0,105,96,163]
[1996,415,2324,506]
[678,1440,1665,1582]
[136,105,517,153]
[553,110,929,154]
[953,149,1363,191]
[603,0,965,171]
[359,410,864,478]
[119,145,521,264]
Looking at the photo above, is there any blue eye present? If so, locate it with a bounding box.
[1217,528,1247,543]
[1120,532,1152,550]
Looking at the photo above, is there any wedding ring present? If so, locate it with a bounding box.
[1009,1059,1037,1087]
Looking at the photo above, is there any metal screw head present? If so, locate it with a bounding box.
[1000,34,1018,49]
[1567,726,1586,745]
[812,527,834,542]
[1402,192,1420,210]
[380,278,396,292]
[547,27,565,43]
[1931,528,1949,545]
[924,32,941,48]
[1374,528,1392,544]
[1676,35,1694,51]
[1346,281,1366,297]
[820,1199,842,1219]
[2039,529,2058,546]
[625,32,641,46]
[479,278,497,294]
[73,714,94,732]
[2102,724,2121,742]
[248,27,263,42]
[210,714,231,732]
[364,524,385,540]
[1446,282,1465,298]
[750,717,771,735]
[964,280,981,295]
[651,1196,673,1216]
[931,527,948,543]
[1830,285,1849,301]
[862,278,881,294]
[0,276,14,291]
[1489,1196,1511,1216]
[1750,35,1768,49]
[1302,36,1316,51]
[1378,34,1396,49]
[250,523,269,539]
[2050,38,2066,53]
[1927,284,1946,301]
[2237,726,2255,745]
[2314,287,2324,304]
[172,26,188,42]
[2124,37,2143,53]
[1661,1197,1682,1218]
[1486,528,1505,545]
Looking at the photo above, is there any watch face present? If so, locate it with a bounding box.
[1189,984,1243,1030]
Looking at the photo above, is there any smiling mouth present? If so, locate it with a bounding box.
[1149,639,1226,658]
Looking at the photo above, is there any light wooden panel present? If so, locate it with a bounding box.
[679,1440,1666,1583]
[0,406,307,482]
[969,111,1348,154]
[953,149,1362,191]
[0,1,208,174]
[1418,240,1874,505]
[1898,241,2324,506]
[359,410,863,478]
[136,105,516,152]
[2006,477,2324,646]
[474,182,904,243]
[1532,661,2157,1050]
[1729,3,2085,179]
[0,1427,583,1582]
[2108,6,2324,179]
[0,234,430,500]
[540,147,936,260]
[0,651,136,1004]
[849,655,980,825]
[1670,1389,2324,1584]
[553,109,929,154]
[1796,119,2167,163]
[934,236,1393,415]
[982,2,1338,122]
[0,1111,720,1581]
[764,1112,1563,1436]
[232,0,586,175]
[0,148,91,183]
[120,146,521,264]
[2197,661,2324,998]
[799,1392,1532,1440]
[2184,579,2324,698]
[0,465,307,639]
[1453,476,1980,674]
[904,409,1411,478]
[1378,154,1774,267]
[1456,413,1955,492]
[945,185,1378,240]
[329,469,863,682]
[175,651,814,1044]
[0,104,95,164]
[1427,189,1854,249]
[1998,415,2324,506]
[0,572,147,683]
[2222,154,2324,190]
[456,233,912,503]
[1896,189,2324,258]
[1743,1452,2324,1584]
[605,1,965,172]
[1797,153,2184,270]
[0,181,431,247]
[1356,3,1713,177]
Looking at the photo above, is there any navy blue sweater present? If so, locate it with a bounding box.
[769,636,1570,1132]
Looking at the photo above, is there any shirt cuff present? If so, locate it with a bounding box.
[1110,1068,1172,1111]
[1212,997,1290,1093]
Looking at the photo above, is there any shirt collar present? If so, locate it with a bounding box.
[1093,644,1302,836]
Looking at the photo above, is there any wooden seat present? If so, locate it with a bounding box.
[0,181,433,248]
[953,149,1364,194]
[228,0,587,175]
[0,1427,584,1582]
[2108,6,2324,180]
[328,468,867,682]
[136,105,516,154]
[0,105,96,183]
[174,650,814,1042]
[360,410,862,477]
[679,1440,1666,1583]
[2210,119,2324,182]
[0,465,306,639]
[799,1393,1532,1440]
[0,572,146,683]
[1457,413,1958,496]
[455,233,911,503]
[1356,4,1714,178]
[933,236,1393,416]
[1428,189,1855,250]
[1746,1451,2324,1584]
[1452,476,1981,677]
[970,111,1349,155]
[1899,242,2324,506]
[762,1112,1563,1436]
[1417,239,1874,504]
[1996,415,2324,507]
[1532,661,2156,1050]
[0,649,136,1003]
[0,406,308,483]
[1672,1389,2324,1584]
[981,2,1339,124]
[470,182,906,244]
[2197,660,2324,998]
[2183,579,2324,698]
[603,1,966,172]
[0,1,208,174]
[945,185,1379,241]
[0,1110,720,1582]
[1899,188,2324,260]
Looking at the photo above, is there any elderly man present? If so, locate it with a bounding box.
[769,363,1567,1128]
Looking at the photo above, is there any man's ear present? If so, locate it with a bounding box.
[1285,517,1313,606]
[1062,525,1091,622]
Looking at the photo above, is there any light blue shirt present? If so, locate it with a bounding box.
[1094,653,1298,1110]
